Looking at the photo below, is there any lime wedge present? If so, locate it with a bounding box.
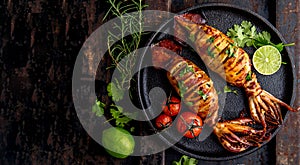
[252,45,282,75]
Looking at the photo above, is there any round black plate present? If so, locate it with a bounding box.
[136,3,296,160]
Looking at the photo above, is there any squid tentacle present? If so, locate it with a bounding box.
[213,118,267,153]
[262,90,299,112]
[173,12,299,153]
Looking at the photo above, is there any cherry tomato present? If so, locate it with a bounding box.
[176,112,203,138]
[162,96,181,116]
[155,114,172,129]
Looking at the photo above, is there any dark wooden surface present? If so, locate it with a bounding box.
[0,0,299,164]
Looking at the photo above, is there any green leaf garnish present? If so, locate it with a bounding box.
[110,106,132,128]
[179,66,195,77]
[189,34,195,42]
[107,82,124,102]
[186,102,193,106]
[172,155,198,165]
[207,48,215,58]
[207,36,215,43]
[196,90,208,100]
[246,71,252,81]
[223,86,238,95]
[92,100,105,117]
[226,44,236,57]
[227,20,294,52]
[178,81,187,97]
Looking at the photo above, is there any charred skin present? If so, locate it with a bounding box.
[151,39,267,153]
[174,13,299,152]
[175,13,251,87]
[151,39,219,120]
[213,117,270,153]
[174,13,299,129]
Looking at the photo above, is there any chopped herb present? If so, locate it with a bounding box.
[207,48,215,58]
[246,71,252,81]
[196,90,208,100]
[189,34,195,42]
[207,36,215,43]
[178,81,187,97]
[186,102,193,106]
[281,61,287,65]
[184,26,191,31]
[226,45,236,57]
[223,86,238,95]
[179,66,195,77]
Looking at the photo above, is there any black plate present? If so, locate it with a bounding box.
[136,3,296,160]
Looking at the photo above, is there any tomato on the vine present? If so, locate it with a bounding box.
[155,114,172,129]
[162,95,181,117]
[176,112,203,138]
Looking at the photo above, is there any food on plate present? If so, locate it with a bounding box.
[252,45,282,75]
[226,20,294,52]
[162,94,181,117]
[151,39,219,121]
[174,13,299,152]
[155,114,173,129]
[213,117,269,152]
[151,38,268,152]
[176,112,203,138]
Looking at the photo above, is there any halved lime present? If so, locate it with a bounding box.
[252,45,282,75]
[102,127,135,158]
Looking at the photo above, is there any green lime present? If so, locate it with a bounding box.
[252,45,282,75]
[102,127,135,158]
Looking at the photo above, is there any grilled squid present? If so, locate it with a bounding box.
[151,39,219,124]
[152,39,267,152]
[174,13,299,152]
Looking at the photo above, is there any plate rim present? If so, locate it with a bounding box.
[137,3,296,161]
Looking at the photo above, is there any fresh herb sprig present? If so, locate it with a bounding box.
[227,21,294,52]
[172,155,198,165]
[104,0,147,91]
[92,0,147,131]
[92,99,134,131]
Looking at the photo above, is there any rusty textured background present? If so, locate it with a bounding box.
[0,0,299,164]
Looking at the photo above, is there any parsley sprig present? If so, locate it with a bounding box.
[172,155,198,165]
[91,0,146,132]
[107,80,124,102]
[92,99,134,131]
[227,21,294,52]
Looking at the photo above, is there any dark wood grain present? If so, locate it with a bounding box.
[0,0,299,164]
[0,0,162,164]
[275,0,300,164]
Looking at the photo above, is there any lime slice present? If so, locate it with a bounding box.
[252,45,282,75]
